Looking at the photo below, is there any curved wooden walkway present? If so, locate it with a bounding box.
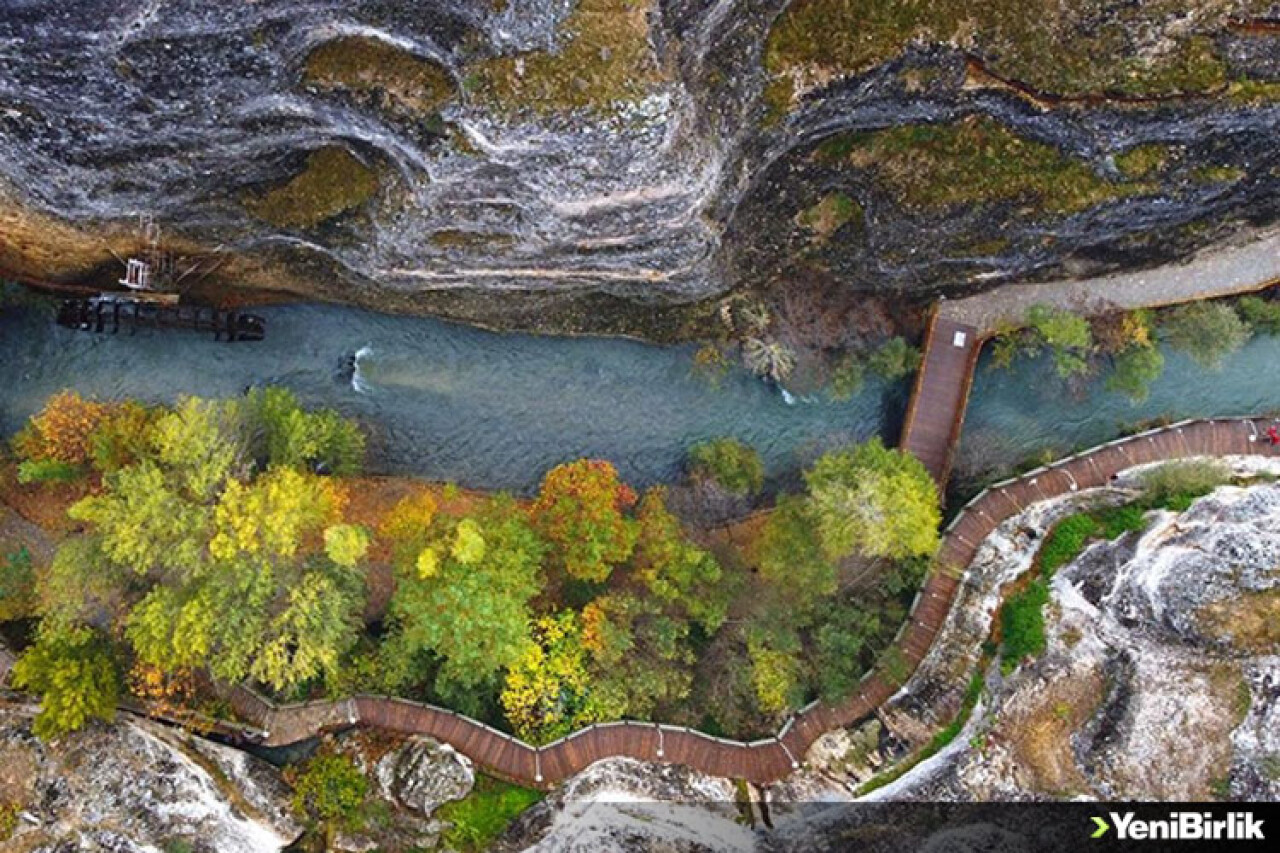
[199,417,1276,789]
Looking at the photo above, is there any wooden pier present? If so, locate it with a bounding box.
[55,297,265,342]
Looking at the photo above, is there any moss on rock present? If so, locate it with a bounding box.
[245,147,380,229]
[303,36,456,115]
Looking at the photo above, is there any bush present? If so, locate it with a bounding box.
[1139,459,1231,511]
[289,754,368,833]
[827,354,866,401]
[866,337,922,380]
[16,458,83,484]
[1000,580,1049,672]
[688,437,765,496]
[1159,301,1251,369]
[1235,295,1280,335]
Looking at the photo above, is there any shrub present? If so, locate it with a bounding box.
[1139,459,1231,511]
[289,753,368,833]
[16,458,83,484]
[827,353,866,401]
[688,437,764,496]
[1000,580,1049,672]
[1159,301,1251,369]
[0,546,34,622]
[10,623,120,740]
[1235,295,1280,335]
[866,337,922,380]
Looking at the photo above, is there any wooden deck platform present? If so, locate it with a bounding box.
[900,307,982,484]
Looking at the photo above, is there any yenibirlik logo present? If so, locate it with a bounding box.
[1092,811,1265,841]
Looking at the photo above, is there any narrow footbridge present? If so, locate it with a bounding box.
[199,417,1276,789]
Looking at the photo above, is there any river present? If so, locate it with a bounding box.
[4,298,1280,493]
[0,299,901,492]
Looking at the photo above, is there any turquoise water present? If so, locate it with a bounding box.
[0,301,903,492]
[955,333,1280,484]
[5,297,1279,493]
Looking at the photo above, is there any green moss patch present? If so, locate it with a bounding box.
[303,36,456,115]
[819,116,1142,214]
[469,0,665,114]
[1115,144,1174,179]
[245,147,380,229]
[436,775,543,852]
[765,0,1269,100]
[797,192,862,240]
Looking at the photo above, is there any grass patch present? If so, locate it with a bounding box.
[245,147,379,229]
[764,0,1261,98]
[797,192,862,241]
[1190,164,1247,185]
[1000,580,1049,673]
[1138,459,1231,511]
[819,116,1142,214]
[436,775,543,852]
[469,0,664,114]
[303,36,456,115]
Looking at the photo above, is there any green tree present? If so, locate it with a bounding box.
[253,569,363,692]
[386,498,545,691]
[631,488,727,631]
[11,623,119,740]
[687,438,764,496]
[89,401,160,474]
[531,459,638,583]
[582,592,696,720]
[1106,344,1165,403]
[148,396,246,500]
[244,386,365,475]
[1159,301,1252,369]
[1027,305,1093,378]
[209,467,343,563]
[323,524,370,568]
[804,438,940,561]
[867,337,922,380]
[500,611,600,743]
[753,495,835,614]
[1236,295,1280,335]
[813,605,882,701]
[747,635,802,715]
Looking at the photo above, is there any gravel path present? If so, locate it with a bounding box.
[941,225,1280,331]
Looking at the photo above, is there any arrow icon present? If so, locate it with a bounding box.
[1091,816,1110,838]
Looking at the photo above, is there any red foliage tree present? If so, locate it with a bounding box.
[531,459,638,583]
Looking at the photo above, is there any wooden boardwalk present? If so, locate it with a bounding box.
[190,416,1276,789]
[900,307,982,483]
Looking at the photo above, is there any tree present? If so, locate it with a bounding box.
[631,488,727,631]
[11,391,108,466]
[252,569,363,692]
[1026,305,1093,378]
[0,546,34,622]
[742,338,796,383]
[804,438,940,561]
[244,386,365,475]
[1106,344,1165,403]
[386,498,544,691]
[89,401,160,474]
[687,438,764,496]
[1236,295,1280,335]
[867,337,922,380]
[813,605,882,701]
[500,612,599,743]
[324,524,370,568]
[581,592,696,720]
[11,623,119,740]
[747,635,802,716]
[753,495,835,614]
[378,491,439,572]
[209,467,344,563]
[70,461,210,574]
[531,460,638,583]
[148,396,246,500]
[1159,301,1251,369]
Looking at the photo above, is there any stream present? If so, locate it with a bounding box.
[4,299,1280,493]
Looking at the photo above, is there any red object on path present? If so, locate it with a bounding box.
[1266,425,1279,446]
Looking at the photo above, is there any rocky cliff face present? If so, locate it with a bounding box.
[2,2,1278,336]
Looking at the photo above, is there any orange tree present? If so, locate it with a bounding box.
[530,459,638,583]
[12,391,108,465]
